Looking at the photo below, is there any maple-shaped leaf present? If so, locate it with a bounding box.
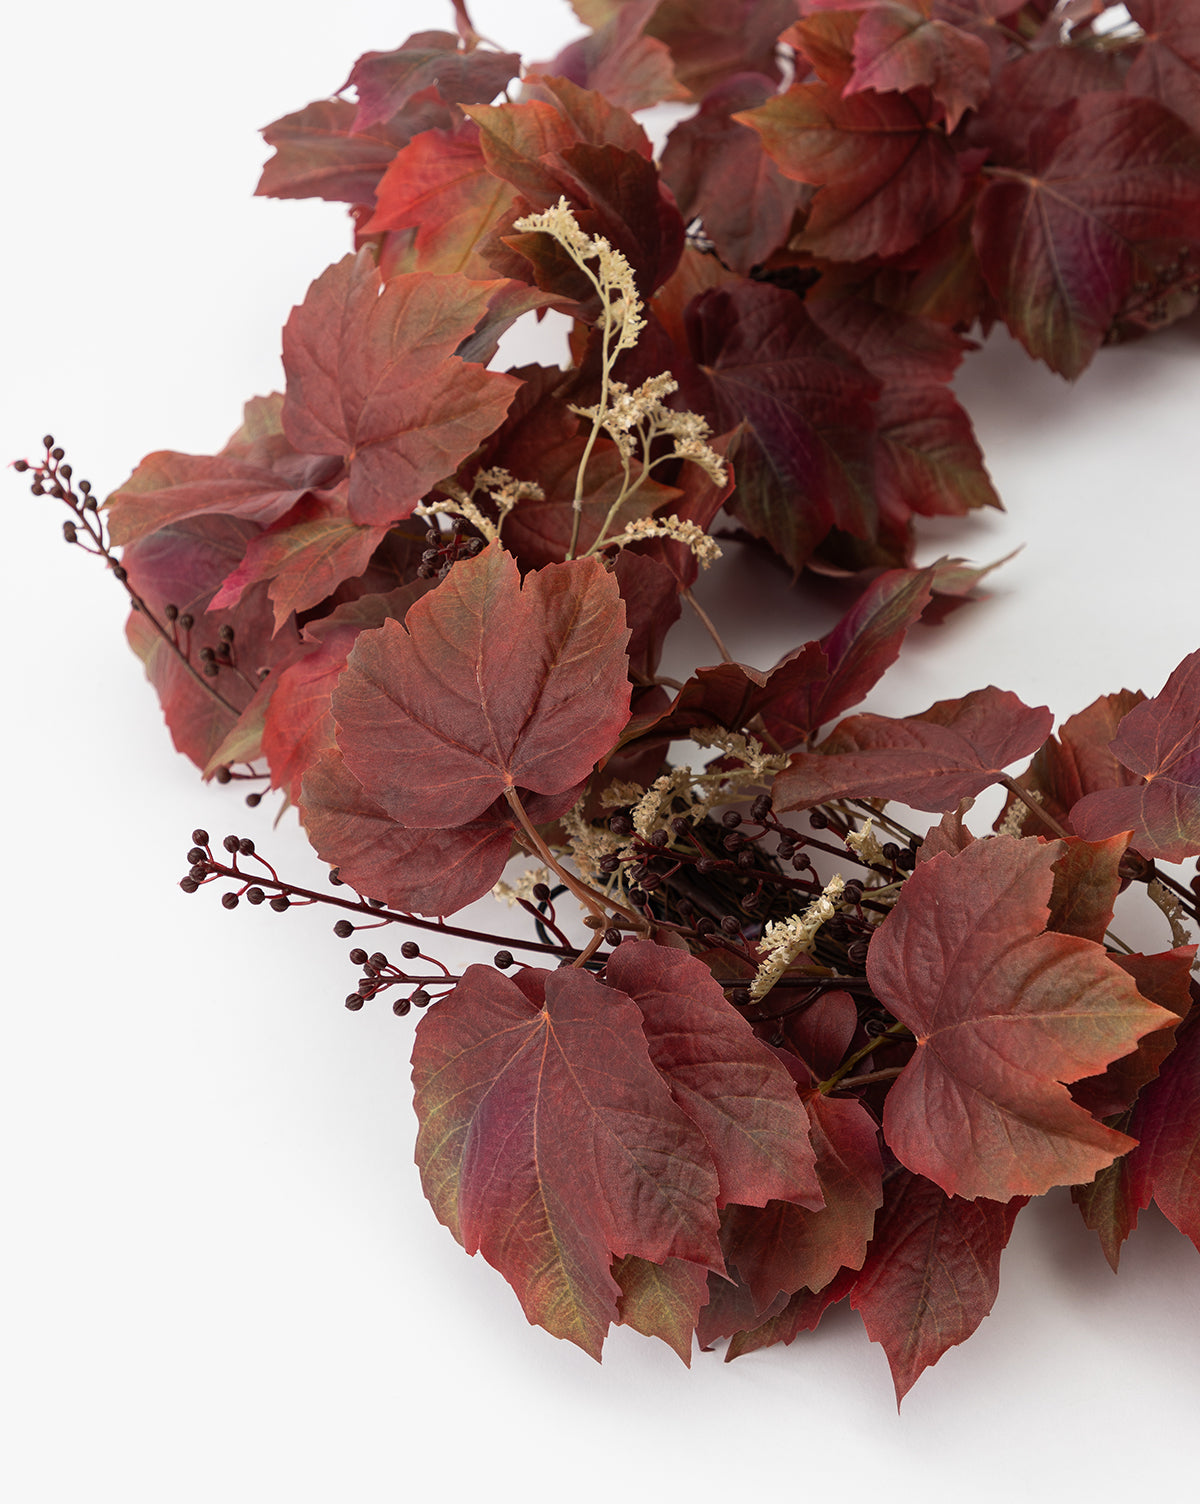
[999,688,1146,837]
[363,121,519,278]
[121,515,301,770]
[262,583,428,801]
[1126,0,1200,136]
[344,32,521,132]
[967,43,1124,166]
[846,3,991,131]
[611,552,682,682]
[299,749,523,916]
[611,1254,710,1364]
[850,1170,1021,1404]
[604,942,823,1209]
[333,543,631,828]
[723,1267,858,1359]
[1126,1012,1200,1254]
[1071,1125,1140,1273]
[1070,649,1200,862]
[972,93,1200,376]
[678,281,880,573]
[255,97,450,207]
[721,1092,884,1310]
[107,395,343,548]
[1070,946,1196,1121]
[640,0,803,99]
[411,963,725,1358]
[535,0,686,113]
[776,686,1052,813]
[868,836,1177,1200]
[736,80,965,261]
[280,252,520,526]
[660,74,810,275]
[696,1265,790,1350]
[208,490,388,633]
[633,644,828,746]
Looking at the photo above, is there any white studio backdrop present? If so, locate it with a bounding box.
[3,2,1198,1501]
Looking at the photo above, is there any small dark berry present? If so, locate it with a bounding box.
[333,920,354,939]
[348,948,368,965]
[640,873,662,891]
[425,529,440,545]
[62,521,77,543]
[218,624,235,642]
[671,817,690,836]
[186,846,206,865]
[412,990,432,1008]
[222,835,240,854]
[695,917,716,936]
[720,916,740,935]
[200,646,216,663]
[532,883,551,903]
[603,928,622,948]
[369,952,388,969]
[598,854,620,874]
[400,940,420,960]
[42,435,54,449]
[730,988,751,1008]
[13,459,28,472]
[494,950,514,969]
[178,613,194,630]
[358,979,374,996]
[203,663,219,678]
[846,939,870,965]
[165,603,179,622]
[221,892,239,910]
[751,794,772,822]
[737,849,756,869]
[345,995,365,1011]
[628,888,646,905]
[722,811,742,828]
[270,896,290,912]
[237,838,255,856]
[809,811,828,830]
[722,833,743,851]
[246,888,265,905]
[696,857,716,875]
[897,848,917,871]
[843,880,865,905]
[179,876,199,893]
[609,814,633,836]
[329,868,343,885]
[30,481,44,495]
[59,463,72,479]
[50,446,65,461]
[192,829,210,846]
[188,863,207,882]
[111,564,127,583]
[393,998,412,1017]
[245,793,261,808]
[649,829,669,848]
[214,765,232,784]
[78,479,91,494]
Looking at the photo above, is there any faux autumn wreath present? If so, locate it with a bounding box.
[16,0,1200,1402]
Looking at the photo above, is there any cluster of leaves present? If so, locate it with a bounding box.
[20,0,1200,1400]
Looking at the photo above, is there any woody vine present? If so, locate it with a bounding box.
[15,0,1200,1402]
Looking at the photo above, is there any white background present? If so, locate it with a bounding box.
[4,2,1199,1500]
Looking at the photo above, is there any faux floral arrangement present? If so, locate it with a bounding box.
[16,0,1200,1403]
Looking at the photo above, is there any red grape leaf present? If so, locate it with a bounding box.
[846,4,991,131]
[999,688,1145,838]
[1127,1011,1200,1253]
[363,121,519,278]
[535,0,685,113]
[280,252,520,526]
[720,1092,884,1309]
[611,551,682,682]
[1126,0,1200,135]
[968,44,1124,166]
[632,0,798,100]
[262,583,428,800]
[611,1255,710,1364]
[410,963,724,1358]
[299,748,518,915]
[918,798,977,861]
[660,74,810,274]
[850,1171,1022,1405]
[696,1265,789,1350]
[1071,649,1200,862]
[604,942,823,1208]
[678,280,880,573]
[255,97,449,207]
[633,644,828,746]
[775,687,1052,813]
[121,515,301,771]
[1046,833,1130,945]
[723,1267,858,1359]
[869,836,1177,1199]
[972,94,1200,376]
[333,543,631,828]
[1071,1125,1140,1273]
[344,32,520,131]
[1070,946,1196,1119]
[209,490,389,632]
[107,394,342,548]
[735,80,965,261]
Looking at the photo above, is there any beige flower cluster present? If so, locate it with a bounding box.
[749,874,847,1002]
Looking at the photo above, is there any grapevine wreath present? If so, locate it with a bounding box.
[16,0,1200,1402]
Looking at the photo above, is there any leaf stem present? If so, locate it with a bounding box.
[682,586,733,662]
[503,786,641,928]
[999,775,1071,839]
[818,1020,911,1095]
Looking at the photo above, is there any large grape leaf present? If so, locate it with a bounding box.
[363,121,519,278]
[1126,0,1200,135]
[722,1267,858,1359]
[660,74,810,274]
[1127,1012,1200,1253]
[280,252,520,525]
[255,97,449,206]
[333,543,631,828]
[850,1171,1021,1405]
[611,1254,710,1364]
[604,942,823,1209]
[411,964,725,1358]
[846,3,991,131]
[1070,649,1200,862]
[735,80,965,261]
[344,32,520,132]
[868,837,1177,1200]
[972,93,1200,376]
[720,1092,884,1309]
[678,280,880,573]
[208,490,388,632]
[535,0,685,113]
[775,687,1052,813]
